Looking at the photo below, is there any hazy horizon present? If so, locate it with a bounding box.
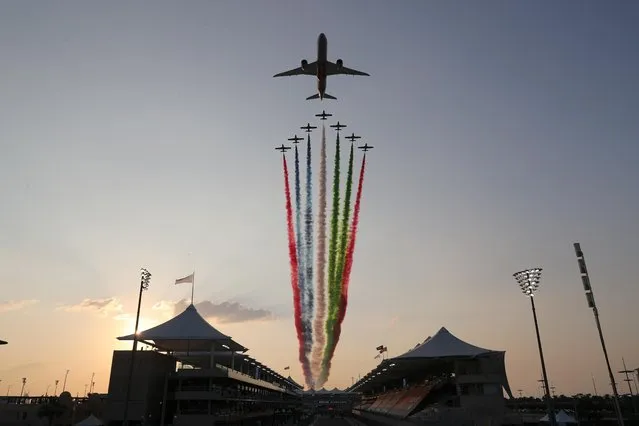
[1,1,638,397]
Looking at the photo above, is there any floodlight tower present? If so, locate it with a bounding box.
[122,268,152,426]
[619,358,637,413]
[62,370,69,392]
[573,243,624,426]
[513,268,557,426]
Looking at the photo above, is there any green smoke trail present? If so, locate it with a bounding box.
[323,132,341,376]
[334,143,355,293]
[319,143,355,384]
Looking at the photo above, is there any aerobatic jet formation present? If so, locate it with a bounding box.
[273,33,369,101]
[330,121,347,132]
[315,110,332,120]
[345,133,361,142]
[300,123,317,133]
[288,135,303,144]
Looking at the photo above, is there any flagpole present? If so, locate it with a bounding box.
[191,270,195,305]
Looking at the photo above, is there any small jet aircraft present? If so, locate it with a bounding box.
[275,144,292,152]
[288,135,303,144]
[300,123,317,133]
[330,121,347,132]
[345,133,361,143]
[273,33,369,101]
[358,143,374,152]
[315,110,332,120]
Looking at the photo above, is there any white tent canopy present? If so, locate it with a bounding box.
[75,415,104,426]
[117,304,247,352]
[377,327,514,398]
[540,410,578,424]
[395,327,493,359]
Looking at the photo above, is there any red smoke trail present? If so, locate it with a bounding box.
[311,124,328,381]
[283,154,312,384]
[327,154,367,365]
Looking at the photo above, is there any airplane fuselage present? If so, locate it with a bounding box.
[316,33,328,99]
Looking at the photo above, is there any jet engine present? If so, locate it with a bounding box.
[301,59,308,70]
[336,59,343,69]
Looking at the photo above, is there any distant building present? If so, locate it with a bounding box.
[0,392,104,426]
[301,388,359,415]
[105,304,303,426]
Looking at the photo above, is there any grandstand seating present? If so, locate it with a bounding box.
[355,378,450,420]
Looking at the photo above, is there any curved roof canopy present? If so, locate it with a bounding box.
[395,327,493,359]
[117,304,247,352]
[347,327,513,398]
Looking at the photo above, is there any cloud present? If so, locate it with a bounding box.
[0,299,39,313]
[153,299,276,324]
[58,297,123,317]
[113,313,134,321]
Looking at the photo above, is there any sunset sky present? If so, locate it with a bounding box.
[1,1,638,397]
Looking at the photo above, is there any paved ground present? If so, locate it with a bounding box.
[311,415,369,426]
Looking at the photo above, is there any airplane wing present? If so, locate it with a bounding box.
[326,61,369,76]
[273,62,317,77]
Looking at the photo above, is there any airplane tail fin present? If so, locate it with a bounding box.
[306,93,337,100]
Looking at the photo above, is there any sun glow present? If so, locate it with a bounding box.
[118,315,158,337]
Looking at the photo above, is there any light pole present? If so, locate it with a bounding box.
[122,268,152,426]
[573,243,624,426]
[20,378,26,398]
[619,358,637,414]
[54,380,59,396]
[513,268,557,426]
[62,370,69,392]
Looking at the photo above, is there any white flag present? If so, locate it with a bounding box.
[175,273,194,285]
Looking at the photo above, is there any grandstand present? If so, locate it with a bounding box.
[105,304,303,426]
[347,327,513,426]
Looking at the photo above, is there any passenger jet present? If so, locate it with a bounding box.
[273,33,369,101]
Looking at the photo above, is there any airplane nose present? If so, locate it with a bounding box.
[319,33,326,40]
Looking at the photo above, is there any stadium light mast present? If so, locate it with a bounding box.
[122,268,152,426]
[62,369,69,392]
[513,268,557,426]
[619,358,637,414]
[573,243,624,426]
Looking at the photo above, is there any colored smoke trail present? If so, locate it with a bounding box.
[319,132,342,386]
[331,154,367,360]
[282,155,311,383]
[294,145,309,355]
[326,133,341,305]
[303,133,314,357]
[319,143,355,384]
[311,125,328,379]
[333,143,355,308]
